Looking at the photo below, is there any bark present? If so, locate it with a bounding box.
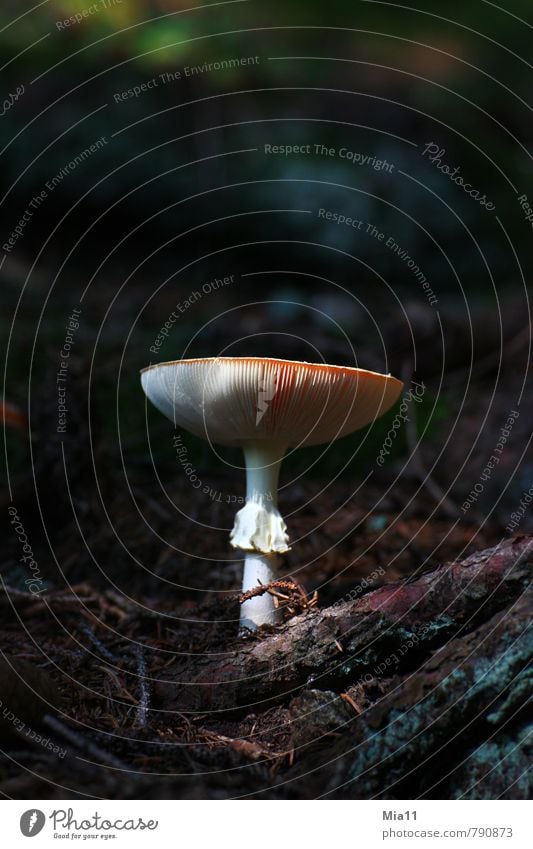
[288,593,531,798]
[156,536,532,716]
[154,536,531,798]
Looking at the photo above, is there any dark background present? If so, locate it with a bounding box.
[0,0,531,800]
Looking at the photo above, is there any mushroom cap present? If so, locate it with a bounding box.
[141,357,403,448]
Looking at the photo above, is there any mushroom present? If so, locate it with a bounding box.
[141,357,403,630]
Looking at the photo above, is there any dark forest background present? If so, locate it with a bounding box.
[0,0,531,800]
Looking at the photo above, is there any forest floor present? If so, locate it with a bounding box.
[1,282,531,799]
[1,485,530,799]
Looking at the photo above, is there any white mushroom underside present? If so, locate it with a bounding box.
[140,357,403,448]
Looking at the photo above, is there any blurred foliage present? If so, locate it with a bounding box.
[2,1,533,65]
[1,0,531,497]
[2,0,530,285]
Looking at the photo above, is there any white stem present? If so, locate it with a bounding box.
[230,442,288,629]
[240,552,281,630]
[230,441,290,554]
[243,441,284,506]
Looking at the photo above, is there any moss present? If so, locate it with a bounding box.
[339,619,532,797]
[450,724,532,799]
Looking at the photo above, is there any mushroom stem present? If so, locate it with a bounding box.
[240,553,281,630]
[230,441,290,555]
[229,441,289,629]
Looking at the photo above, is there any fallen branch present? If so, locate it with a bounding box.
[290,593,531,799]
[156,536,532,715]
